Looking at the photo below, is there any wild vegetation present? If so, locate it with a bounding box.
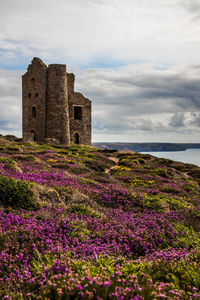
[0,135,200,299]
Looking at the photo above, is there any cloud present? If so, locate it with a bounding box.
[0,69,22,136]
[74,62,200,141]
[189,112,200,127]
[77,62,200,111]
[1,0,200,69]
[180,0,200,19]
[169,113,185,127]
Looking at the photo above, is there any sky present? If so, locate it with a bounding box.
[0,0,200,142]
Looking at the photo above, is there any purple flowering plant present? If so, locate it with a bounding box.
[0,140,200,298]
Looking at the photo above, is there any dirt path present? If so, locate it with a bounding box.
[105,156,119,174]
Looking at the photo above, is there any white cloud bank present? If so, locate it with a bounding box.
[1,0,200,67]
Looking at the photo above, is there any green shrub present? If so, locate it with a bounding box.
[118,157,136,166]
[4,135,18,141]
[161,158,173,166]
[138,158,145,164]
[71,204,97,217]
[14,138,23,142]
[0,157,16,170]
[13,155,35,161]
[6,146,20,152]
[0,175,36,210]
[137,154,152,160]
[183,185,194,192]
[153,168,172,178]
[174,224,200,249]
[52,164,69,169]
[159,185,180,194]
[70,166,89,175]
[78,177,96,185]
[188,168,200,179]
[142,194,190,211]
[84,159,106,172]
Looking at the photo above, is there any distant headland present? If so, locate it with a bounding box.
[93,142,200,152]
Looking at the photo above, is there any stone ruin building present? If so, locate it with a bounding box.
[22,57,91,145]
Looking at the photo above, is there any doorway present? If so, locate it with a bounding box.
[30,130,36,141]
[74,132,80,144]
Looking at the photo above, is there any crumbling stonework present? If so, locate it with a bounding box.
[22,57,91,145]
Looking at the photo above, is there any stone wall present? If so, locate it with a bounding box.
[69,92,91,145]
[46,64,70,144]
[67,73,75,96]
[22,58,47,142]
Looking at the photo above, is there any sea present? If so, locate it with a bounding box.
[142,149,200,167]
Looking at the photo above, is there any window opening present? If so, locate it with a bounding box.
[32,106,36,118]
[74,106,82,120]
[74,133,80,144]
[35,92,38,98]
[31,78,35,85]
[28,93,31,98]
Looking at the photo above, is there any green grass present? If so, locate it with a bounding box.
[0,175,36,210]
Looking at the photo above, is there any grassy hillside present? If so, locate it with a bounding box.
[0,136,200,299]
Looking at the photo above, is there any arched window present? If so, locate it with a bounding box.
[31,78,35,85]
[30,130,36,141]
[32,106,36,118]
[74,132,80,144]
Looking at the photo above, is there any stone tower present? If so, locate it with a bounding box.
[22,57,91,145]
